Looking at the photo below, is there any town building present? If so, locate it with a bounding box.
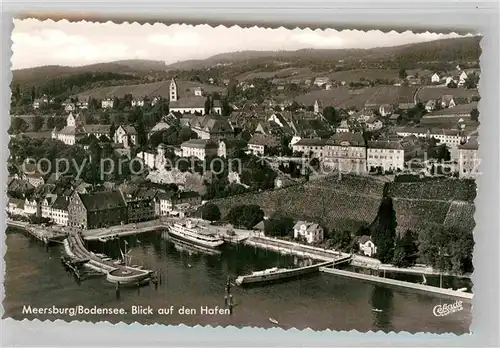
[293,220,324,244]
[51,112,111,145]
[336,120,351,133]
[291,138,326,158]
[313,77,331,87]
[155,191,202,216]
[189,115,234,140]
[131,98,145,107]
[50,196,70,226]
[68,190,128,229]
[32,94,49,109]
[431,73,441,83]
[367,140,405,172]
[180,139,218,160]
[359,235,377,257]
[458,137,479,179]
[6,198,26,217]
[101,98,114,109]
[137,143,169,170]
[169,78,222,115]
[364,117,383,131]
[217,139,247,158]
[247,134,279,156]
[120,185,157,223]
[323,132,367,173]
[113,125,137,148]
[378,104,394,117]
[313,100,323,114]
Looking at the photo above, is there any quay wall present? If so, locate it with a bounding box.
[320,267,473,301]
[245,235,348,261]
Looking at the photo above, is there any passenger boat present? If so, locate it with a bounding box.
[235,261,333,286]
[168,220,224,249]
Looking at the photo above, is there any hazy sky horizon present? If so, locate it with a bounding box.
[12,19,473,70]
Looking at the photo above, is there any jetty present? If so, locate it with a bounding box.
[62,232,154,286]
[320,267,473,301]
[244,235,349,261]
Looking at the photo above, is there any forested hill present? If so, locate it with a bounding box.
[166,36,481,70]
[12,59,167,86]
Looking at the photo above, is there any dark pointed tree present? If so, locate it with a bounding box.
[370,196,397,263]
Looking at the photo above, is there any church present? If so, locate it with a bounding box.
[51,112,111,145]
[168,78,222,115]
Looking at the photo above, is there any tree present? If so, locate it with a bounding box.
[31,86,36,103]
[204,96,211,115]
[46,116,55,130]
[9,117,29,134]
[32,115,44,132]
[264,215,295,237]
[109,121,117,140]
[399,68,407,79]
[392,230,418,268]
[323,106,341,126]
[197,203,221,222]
[370,196,397,263]
[447,80,458,88]
[329,230,353,252]
[99,112,110,124]
[470,108,479,122]
[225,204,264,229]
[418,225,474,274]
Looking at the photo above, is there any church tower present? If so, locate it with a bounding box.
[169,78,178,102]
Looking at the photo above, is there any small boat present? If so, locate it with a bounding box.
[457,287,468,292]
[421,274,427,285]
[187,264,192,268]
[372,308,383,313]
[269,317,279,325]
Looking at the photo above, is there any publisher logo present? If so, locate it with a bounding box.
[433,300,464,317]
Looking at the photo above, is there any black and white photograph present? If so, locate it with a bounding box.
[4,19,479,334]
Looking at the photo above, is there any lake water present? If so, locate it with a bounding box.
[3,228,472,334]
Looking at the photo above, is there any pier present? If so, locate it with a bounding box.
[63,233,154,286]
[320,267,473,301]
[244,235,350,262]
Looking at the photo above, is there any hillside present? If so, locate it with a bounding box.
[166,36,481,70]
[212,175,476,235]
[12,59,167,86]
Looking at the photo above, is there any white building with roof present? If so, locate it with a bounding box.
[367,140,405,172]
[293,220,324,244]
[458,137,479,179]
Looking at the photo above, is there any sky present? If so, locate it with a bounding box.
[11,19,471,70]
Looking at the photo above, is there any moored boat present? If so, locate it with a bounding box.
[168,220,224,249]
[235,260,334,286]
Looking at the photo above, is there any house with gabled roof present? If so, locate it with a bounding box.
[68,190,128,229]
[293,220,324,244]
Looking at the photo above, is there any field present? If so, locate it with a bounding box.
[416,87,479,103]
[76,80,226,100]
[392,200,451,233]
[294,86,417,109]
[236,67,313,81]
[326,69,400,82]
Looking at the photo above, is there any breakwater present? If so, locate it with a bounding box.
[320,267,473,301]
